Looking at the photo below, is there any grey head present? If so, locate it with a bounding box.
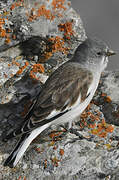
[72,37,115,71]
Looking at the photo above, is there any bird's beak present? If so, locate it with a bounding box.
[106,49,116,56]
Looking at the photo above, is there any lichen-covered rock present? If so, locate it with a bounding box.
[0,0,86,133]
[0,0,119,180]
[94,71,119,126]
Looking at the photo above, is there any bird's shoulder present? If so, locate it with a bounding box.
[40,61,93,98]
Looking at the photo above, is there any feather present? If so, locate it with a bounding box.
[4,123,50,168]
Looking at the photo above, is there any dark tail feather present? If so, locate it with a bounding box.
[4,133,29,168]
[4,123,50,168]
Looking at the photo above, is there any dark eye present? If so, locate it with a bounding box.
[97,52,102,56]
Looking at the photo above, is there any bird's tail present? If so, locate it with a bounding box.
[4,123,50,168]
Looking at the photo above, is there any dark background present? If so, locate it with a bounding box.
[71,0,119,70]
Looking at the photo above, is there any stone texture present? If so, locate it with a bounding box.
[0,0,119,180]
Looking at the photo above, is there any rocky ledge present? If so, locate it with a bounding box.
[0,0,119,180]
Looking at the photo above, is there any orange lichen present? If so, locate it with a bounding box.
[10,4,16,11]
[49,131,62,139]
[48,141,55,146]
[29,71,37,80]
[101,93,112,103]
[89,123,96,129]
[0,29,6,37]
[90,119,114,138]
[105,124,114,133]
[5,38,11,44]
[16,61,29,75]
[59,149,64,156]
[37,5,53,20]
[8,63,11,67]
[28,17,33,22]
[25,61,29,66]
[32,64,44,73]
[0,15,13,45]
[14,62,20,66]
[10,1,24,11]
[52,0,67,10]
[58,21,74,40]
[7,28,12,33]
[98,131,107,138]
[0,1,24,46]
[43,51,53,60]
[48,36,69,54]
[16,68,23,75]
[106,96,112,103]
[29,64,44,80]
[0,18,5,26]
[80,104,114,138]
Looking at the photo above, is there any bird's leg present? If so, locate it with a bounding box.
[68,119,73,129]
[59,119,73,132]
[60,120,92,141]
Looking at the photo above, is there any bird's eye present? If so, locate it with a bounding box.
[97,52,102,56]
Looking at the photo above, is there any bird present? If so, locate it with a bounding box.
[3,37,116,168]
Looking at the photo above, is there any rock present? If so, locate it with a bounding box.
[0,0,86,131]
[0,0,119,180]
[94,71,119,126]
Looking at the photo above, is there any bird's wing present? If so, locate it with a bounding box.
[4,62,93,140]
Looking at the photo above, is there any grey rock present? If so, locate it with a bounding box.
[0,0,119,180]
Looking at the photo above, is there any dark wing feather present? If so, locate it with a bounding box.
[4,62,93,141]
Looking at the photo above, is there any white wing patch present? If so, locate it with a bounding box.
[46,94,81,120]
[46,109,62,119]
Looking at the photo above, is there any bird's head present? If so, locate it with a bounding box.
[72,37,116,72]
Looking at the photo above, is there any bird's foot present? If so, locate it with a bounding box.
[60,124,92,141]
[69,128,92,141]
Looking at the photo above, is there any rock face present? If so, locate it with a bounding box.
[0,0,119,180]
